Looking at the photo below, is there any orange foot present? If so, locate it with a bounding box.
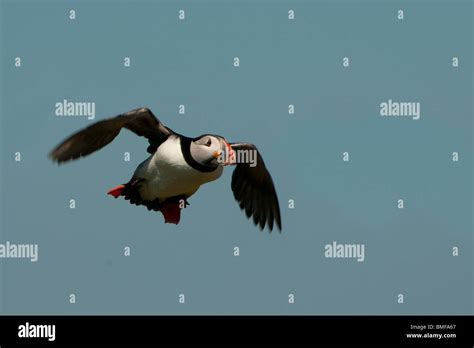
[107,185,125,198]
[160,202,182,224]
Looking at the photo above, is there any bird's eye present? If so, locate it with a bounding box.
[205,138,212,147]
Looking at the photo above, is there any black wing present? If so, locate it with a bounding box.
[230,143,282,232]
[49,108,174,163]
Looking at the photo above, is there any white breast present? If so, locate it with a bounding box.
[133,136,223,202]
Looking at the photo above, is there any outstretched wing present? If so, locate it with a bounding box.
[49,108,174,163]
[230,143,282,232]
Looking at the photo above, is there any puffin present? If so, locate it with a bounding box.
[49,108,282,232]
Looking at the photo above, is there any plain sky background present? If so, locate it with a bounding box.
[0,0,472,314]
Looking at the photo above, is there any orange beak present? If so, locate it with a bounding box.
[223,140,236,165]
[213,139,236,165]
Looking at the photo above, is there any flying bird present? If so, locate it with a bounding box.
[49,108,281,232]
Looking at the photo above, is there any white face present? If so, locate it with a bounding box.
[190,135,227,167]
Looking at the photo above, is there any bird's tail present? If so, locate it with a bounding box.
[106,179,184,225]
